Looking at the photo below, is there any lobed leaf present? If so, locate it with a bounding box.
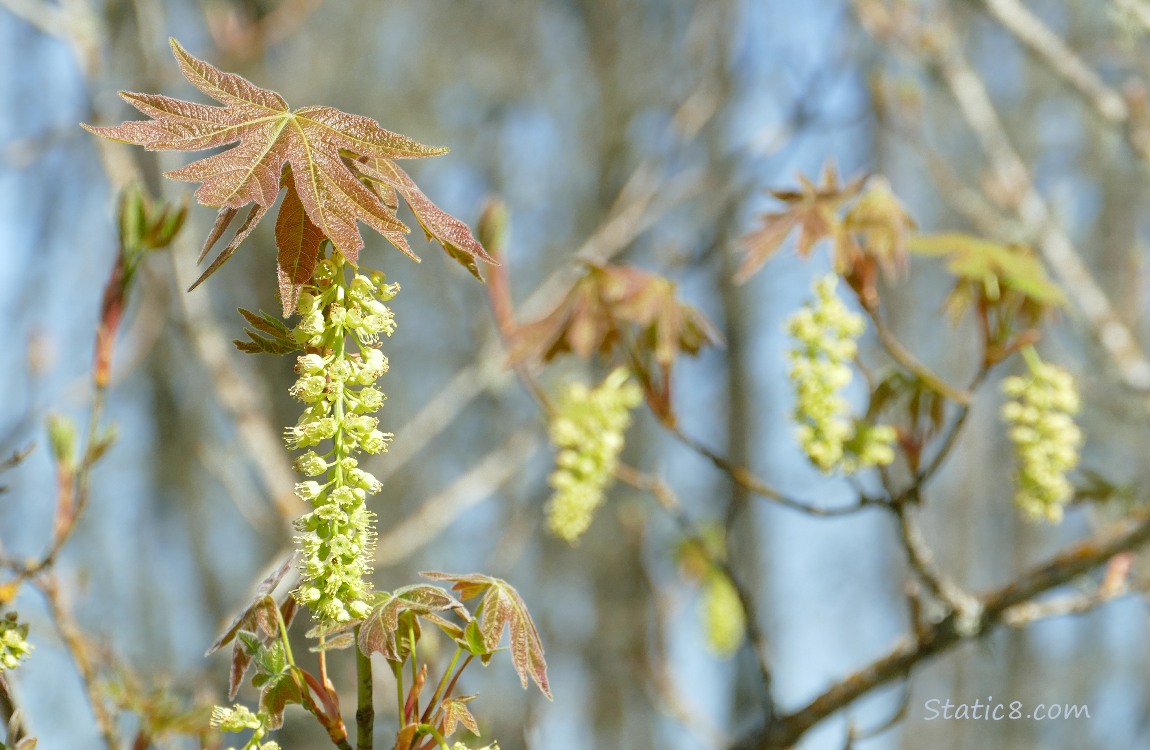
[737,163,865,283]
[357,584,470,662]
[275,168,326,314]
[441,695,480,737]
[513,263,720,369]
[421,572,551,700]
[908,233,1063,301]
[84,38,491,291]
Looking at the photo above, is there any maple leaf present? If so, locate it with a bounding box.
[357,584,471,662]
[908,232,1064,324]
[513,263,720,367]
[83,38,492,307]
[737,162,865,283]
[421,572,552,700]
[205,553,298,699]
[441,695,480,737]
[512,262,720,422]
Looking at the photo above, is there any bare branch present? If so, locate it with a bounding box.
[980,0,1128,123]
[734,504,1150,749]
[668,424,882,516]
[929,26,1150,396]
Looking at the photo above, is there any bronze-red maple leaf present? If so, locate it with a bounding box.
[512,263,721,368]
[737,162,865,283]
[84,38,492,312]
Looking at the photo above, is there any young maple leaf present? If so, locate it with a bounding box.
[512,263,720,367]
[421,571,552,700]
[512,262,720,422]
[737,162,865,283]
[83,38,492,312]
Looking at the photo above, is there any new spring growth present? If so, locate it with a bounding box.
[547,368,642,544]
[786,275,896,473]
[1001,349,1082,522]
[701,571,746,658]
[0,611,32,671]
[286,255,399,625]
[210,704,280,750]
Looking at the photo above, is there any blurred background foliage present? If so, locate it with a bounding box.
[3,0,1150,748]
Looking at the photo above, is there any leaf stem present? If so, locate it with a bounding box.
[420,646,464,725]
[408,621,419,716]
[440,654,475,707]
[275,601,296,668]
[392,660,405,725]
[355,624,374,750]
[862,303,971,405]
[416,723,452,750]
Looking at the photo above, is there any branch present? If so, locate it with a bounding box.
[733,504,1150,749]
[860,302,971,405]
[928,28,1150,398]
[1114,0,1150,35]
[35,576,119,749]
[615,464,776,717]
[668,424,882,516]
[980,0,1128,123]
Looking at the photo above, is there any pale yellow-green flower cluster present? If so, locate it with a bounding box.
[547,368,642,544]
[287,256,399,625]
[701,571,745,658]
[452,743,499,750]
[0,611,31,671]
[786,275,896,473]
[210,704,280,750]
[1001,354,1082,522]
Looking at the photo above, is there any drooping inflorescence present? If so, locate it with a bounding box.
[786,274,896,474]
[0,611,32,671]
[1001,352,1082,522]
[546,368,642,544]
[701,571,746,657]
[286,255,399,625]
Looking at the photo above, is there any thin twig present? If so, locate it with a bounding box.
[861,303,970,405]
[35,576,119,749]
[667,424,881,516]
[892,501,980,622]
[929,29,1150,397]
[980,0,1128,123]
[615,464,775,704]
[734,502,1150,749]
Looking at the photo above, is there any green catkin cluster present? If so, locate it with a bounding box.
[547,368,642,544]
[1001,352,1082,522]
[786,275,896,474]
[701,571,746,658]
[286,255,399,625]
[210,704,280,750]
[0,611,31,670]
